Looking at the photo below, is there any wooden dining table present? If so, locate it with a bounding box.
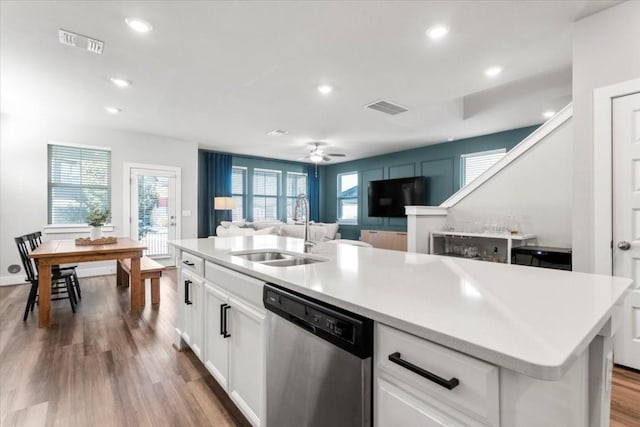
[29,238,147,328]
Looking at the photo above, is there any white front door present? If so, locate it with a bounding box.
[613,92,640,370]
[129,166,179,264]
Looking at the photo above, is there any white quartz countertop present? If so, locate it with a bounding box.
[169,236,632,380]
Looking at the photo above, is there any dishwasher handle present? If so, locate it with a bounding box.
[289,315,316,334]
[388,352,460,390]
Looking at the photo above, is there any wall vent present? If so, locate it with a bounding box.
[366,100,408,115]
[58,29,104,55]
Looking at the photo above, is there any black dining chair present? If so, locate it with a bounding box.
[27,231,82,300]
[15,234,77,321]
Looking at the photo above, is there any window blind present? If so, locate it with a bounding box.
[461,149,506,186]
[231,167,246,221]
[286,172,307,219]
[48,144,111,224]
[253,169,280,221]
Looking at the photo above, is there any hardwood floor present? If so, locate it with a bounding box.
[0,270,250,427]
[612,365,640,427]
[1,271,639,426]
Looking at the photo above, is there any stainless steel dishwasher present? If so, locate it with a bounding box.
[263,284,373,427]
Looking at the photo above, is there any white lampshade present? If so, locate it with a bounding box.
[214,197,236,210]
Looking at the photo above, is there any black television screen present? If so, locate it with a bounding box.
[368,176,427,217]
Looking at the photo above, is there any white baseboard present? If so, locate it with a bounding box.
[0,266,116,286]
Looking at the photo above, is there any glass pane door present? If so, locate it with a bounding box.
[131,168,177,261]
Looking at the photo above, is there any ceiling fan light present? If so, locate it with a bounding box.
[309,153,323,163]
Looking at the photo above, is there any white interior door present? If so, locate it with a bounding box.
[613,92,640,369]
[130,167,179,264]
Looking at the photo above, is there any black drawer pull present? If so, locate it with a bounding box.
[220,303,227,336]
[222,305,231,338]
[184,280,193,305]
[388,352,460,390]
[183,260,195,266]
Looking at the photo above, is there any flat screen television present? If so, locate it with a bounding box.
[368,176,427,217]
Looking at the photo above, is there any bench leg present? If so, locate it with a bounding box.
[117,261,130,288]
[151,277,160,305]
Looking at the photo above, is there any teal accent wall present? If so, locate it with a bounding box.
[231,154,308,221]
[319,125,540,240]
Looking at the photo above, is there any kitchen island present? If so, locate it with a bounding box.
[169,235,632,427]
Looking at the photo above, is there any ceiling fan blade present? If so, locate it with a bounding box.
[322,155,332,162]
[327,153,346,157]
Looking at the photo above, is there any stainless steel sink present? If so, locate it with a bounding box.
[229,249,327,267]
[260,257,323,267]
[231,251,293,262]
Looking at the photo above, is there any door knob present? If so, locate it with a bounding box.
[617,241,631,250]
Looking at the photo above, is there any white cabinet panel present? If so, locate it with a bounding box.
[182,269,203,360]
[228,296,266,427]
[204,283,230,390]
[376,377,481,427]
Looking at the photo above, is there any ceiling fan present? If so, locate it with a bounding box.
[300,142,346,163]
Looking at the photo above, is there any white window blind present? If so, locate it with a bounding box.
[48,144,111,224]
[461,148,506,186]
[286,172,307,220]
[253,169,280,221]
[231,167,246,221]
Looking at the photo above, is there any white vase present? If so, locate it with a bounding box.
[90,225,102,240]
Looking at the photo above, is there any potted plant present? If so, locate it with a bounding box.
[86,205,111,240]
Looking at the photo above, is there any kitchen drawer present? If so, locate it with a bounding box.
[375,324,499,426]
[205,261,263,307]
[181,251,204,276]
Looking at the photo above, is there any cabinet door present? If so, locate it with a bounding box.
[203,283,230,390]
[376,377,479,427]
[183,270,204,360]
[227,296,266,427]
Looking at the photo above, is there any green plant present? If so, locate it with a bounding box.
[86,205,111,227]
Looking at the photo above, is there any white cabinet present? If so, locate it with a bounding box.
[203,283,231,389]
[227,295,266,427]
[374,324,499,427]
[181,269,203,360]
[195,259,266,427]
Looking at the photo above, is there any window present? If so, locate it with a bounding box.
[48,143,111,224]
[231,167,247,221]
[337,171,358,224]
[253,168,280,221]
[461,148,506,186]
[286,172,308,220]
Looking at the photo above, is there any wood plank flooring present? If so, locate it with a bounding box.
[1,271,639,426]
[0,270,250,427]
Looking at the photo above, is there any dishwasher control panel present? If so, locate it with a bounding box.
[264,284,372,358]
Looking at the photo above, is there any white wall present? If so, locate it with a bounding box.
[448,119,573,248]
[572,1,640,273]
[0,113,199,285]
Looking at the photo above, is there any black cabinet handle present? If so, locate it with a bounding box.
[220,303,227,335]
[388,352,460,390]
[184,280,193,305]
[183,260,195,266]
[222,305,231,338]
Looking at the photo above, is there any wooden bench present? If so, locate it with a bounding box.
[117,256,165,305]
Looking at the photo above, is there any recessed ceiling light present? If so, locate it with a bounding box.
[110,77,131,88]
[317,85,333,95]
[426,25,449,40]
[104,106,122,114]
[448,137,455,141]
[125,18,152,33]
[484,66,503,77]
[267,129,288,136]
[542,110,555,118]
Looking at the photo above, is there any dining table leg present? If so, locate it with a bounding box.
[130,255,142,312]
[38,262,52,328]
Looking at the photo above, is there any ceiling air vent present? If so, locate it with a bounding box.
[366,100,408,115]
[58,29,104,55]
